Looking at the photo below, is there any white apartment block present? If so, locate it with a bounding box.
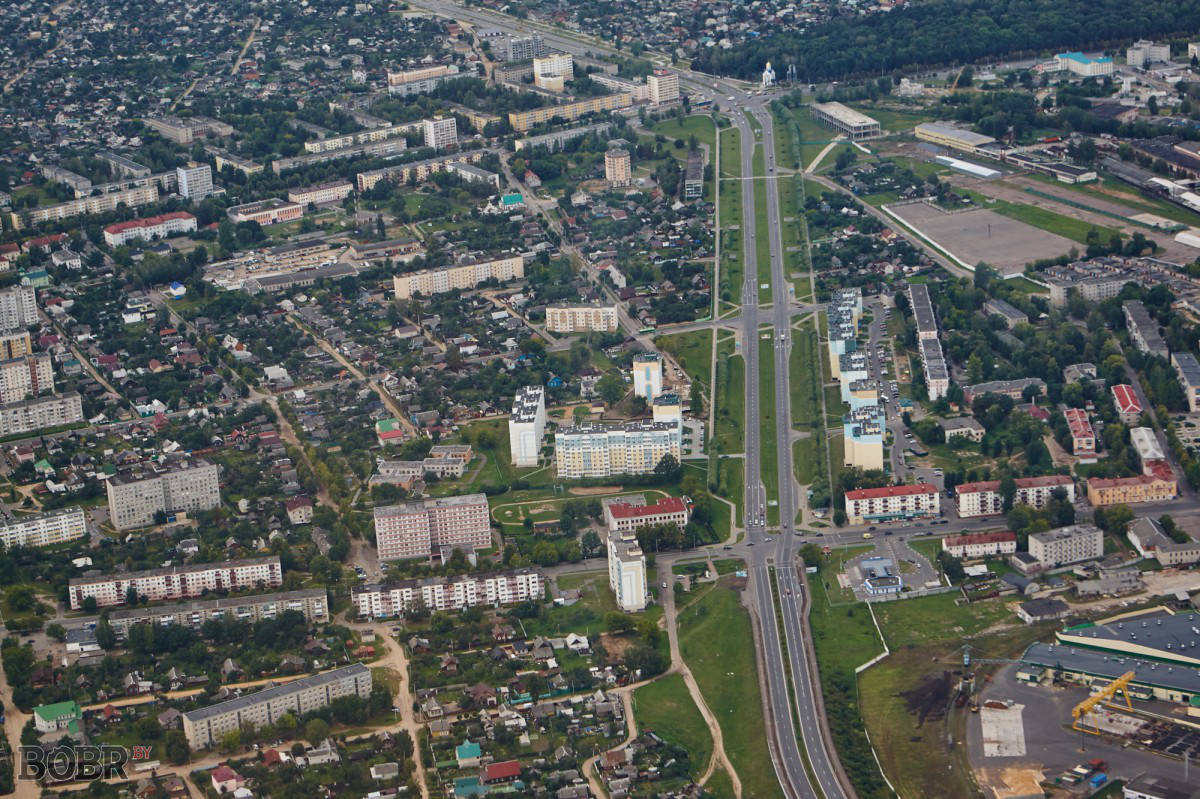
[183,663,371,749]
[0,285,37,331]
[844,483,939,525]
[374,493,492,562]
[287,180,353,206]
[387,64,451,85]
[303,123,413,154]
[955,475,1075,518]
[0,506,86,549]
[392,255,525,300]
[647,69,680,104]
[555,420,682,479]
[106,458,221,530]
[68,557,283,610]
[533,52,574,80]
[941,531,1017,560]
[632,352,663,401]
[605,148,631,188]
[175,164,214,199]
[0,353,53,403]
[423,117,458,149]
[1028,524,1104,568]
[608,530,648,612]
[603,495,689,534]
[545,304,618,333]
[106,589,328,639]
[103,212,197,247]
[509,386,546,467]
[1127,40,1170,68]
[12,185,159,230]
[351,569,544,618]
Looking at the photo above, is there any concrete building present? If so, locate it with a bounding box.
[1124,300,1168,358]
[272,137,408,174]
[603,495,689,534]
[11,184,158,229]
[68,557,282,610]
[533,52,574,81]
[105,459,221,530]
[982,298,1028,329]
[919,338,950,401]
[303,123,415,154]
[1028,524,1104,568]
[287,180,353,207]
[683,150,704,200]
[497,34,548,61]
[962,377,1045,404]
[385,64,472,96]
[1033,261,1135,307]
[508,386,547,468]
[106,589,328,639]
[423,117,458,149]
[352,569,544,618]
[0,353,53,403]
[1173,351,1200,412]
[103,212,197,247]
[939,417,986,442]
[369,446,473,485]
[942,531,1017,560]
[1087,472,1177,505]
[545,304,619,333]
[1064,407,1096,456]
[808,102,881,141]
[632,352,663,401]
[647,69,679,105]
[355,151,486,191]
[513,123,611,152]
[175,164,214,200]
[0,506,85,550]
[914,122,997,156]
[0,285,36,332]
[0,331,31,360]
[183,663,371,749]
[605,147,632,188]
[955,475,1075,518]
[1127,40,1171,68]
[142,115,234,145]
[607,530,648,612]
[392,255,525,300]
[446,163,501,190]
[1113,384,1143,425]
[226,199,303,226]
[554,420,682,479]
[208,147,263,176]
[843,405,885,471]
[373,494,492,562]
[1128,517,1200,567]
[652,393,684,428]
[97,151,151,179]
[844,483,939,525]
[1054,52,1114,76]
[41,165,92,194]
[1131,426,1165,464]
[508,93,633,133]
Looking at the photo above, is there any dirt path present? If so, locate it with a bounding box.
[582,686,639,798]
[265,394,336,510]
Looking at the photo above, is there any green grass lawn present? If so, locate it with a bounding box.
[990,202,1126,247]
[656,330,713,392]
[703,767,737,799]
[678,577,785,799]
[718,125,744,314]
[1021,171,1200,228]
[1001,275,1049,294]
[788,107,837,170]
[759,336,780,527]
[633,674,713,779]
[789,318,822,431]
[713,335,744,454]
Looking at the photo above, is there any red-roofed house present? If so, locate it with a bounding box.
[941,531,1017,559]
[602,496,689,533]
[483,760,521,784]
[286,497,313,525]
[955,475,1074,518]
[1063,408,1095,456]
[0,243,19,265]
[104,212,197,247]
[211,765,244,794]
[844,483,938,525]
[1112,384,1142,425]
[23,233,66,253]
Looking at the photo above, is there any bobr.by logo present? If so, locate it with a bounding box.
[20,744,153,782]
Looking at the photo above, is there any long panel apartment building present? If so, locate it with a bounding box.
[106,589,328,639]
[392,255,525,300]
[1124,300,1168,359]
[11,185,159,230]
[1028,524,1104,568]
[352,569,543,618]
[955,475,1075,517]
[103,212,198,247]
[507,93,634,133]
[1173,351,1200,412]
[183,663,371,748]
[508,386,546,467]
[845,483,939,525]
[374,494,492,562]
[0,353,53,403]
[68,557,283,610]
[0,392,81,437]
[545,304,618,333]
[0,285,37,332]
[555,420,682,479]
[106,458,221,530]
[355,151,486,191]
[0,506,86,550]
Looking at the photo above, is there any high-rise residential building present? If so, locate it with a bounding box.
[607,529,648,612]
[0,285,38,331]
[423,117,458,150]
[652,393,683,428]
[545,304,618,333]
[843,405,885,471]
[508,386,546,468]
[373,494,491,563]
[183,663,371,749]
[1127,40,1171,68]
[844,483,939,525]
[106,459,221,530]
[605,147,632,188]
[533,53,574,81]
[0,330,31,360]
[68,557,282,610]
[632,352,663,401]
[0,507,86,549]
[647,69,680,104]
[498,34,548,61]
[0,393,83,437]
[352,569,543,618]
[175,164,214,200]
[1028,525,1104,568]
[554,420,682,479]
[106,589,328,640]
[0,353,52,403]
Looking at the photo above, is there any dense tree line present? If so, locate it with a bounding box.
[693,0,1200,82]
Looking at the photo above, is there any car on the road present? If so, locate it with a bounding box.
[884,531,893,536]
[723,545,733,550]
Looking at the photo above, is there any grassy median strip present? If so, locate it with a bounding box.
[759,328,780,527]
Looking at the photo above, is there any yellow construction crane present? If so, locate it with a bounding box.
[1071,671,1135,734]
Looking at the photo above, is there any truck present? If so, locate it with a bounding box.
[1089,773,1107,789]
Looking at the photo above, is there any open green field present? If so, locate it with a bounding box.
[848,105,936,133]
[652,115,717,154]
[713,335,745,454]
[633,674,713,779]
[704,768,736,799]
[788,107,837,170]
[759,332,780,527]
[678,577,784,799]
[1021,171,1200,228]
[713,456,744,527]
[718,125,744,315]
[789,317,822,431]
[991,202,1126,247]
[656,330,713,393]
[792,436,820,486]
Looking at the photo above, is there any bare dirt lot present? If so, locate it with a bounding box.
[889,201,1076,276]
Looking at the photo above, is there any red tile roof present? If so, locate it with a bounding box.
[607,496,688,519]
[1112,384,1142,414]
[944,531,1015,548]
[103,211,195,235]
[845,483,936,501]
[484,760,521,782]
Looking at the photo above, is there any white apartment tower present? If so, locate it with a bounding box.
[423,117,458,150]
[605,147,632,188]
[608,530,648,612]
[632,352,664,401]
[508,386,546,467]
[0,285,38,331]
[647,69,680,104]
[555,420,682,479]
[373,494,491,562]
[0,354,53,403]
[533,52,574,80]
[106,459,221,530]
[175,164,214,200]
